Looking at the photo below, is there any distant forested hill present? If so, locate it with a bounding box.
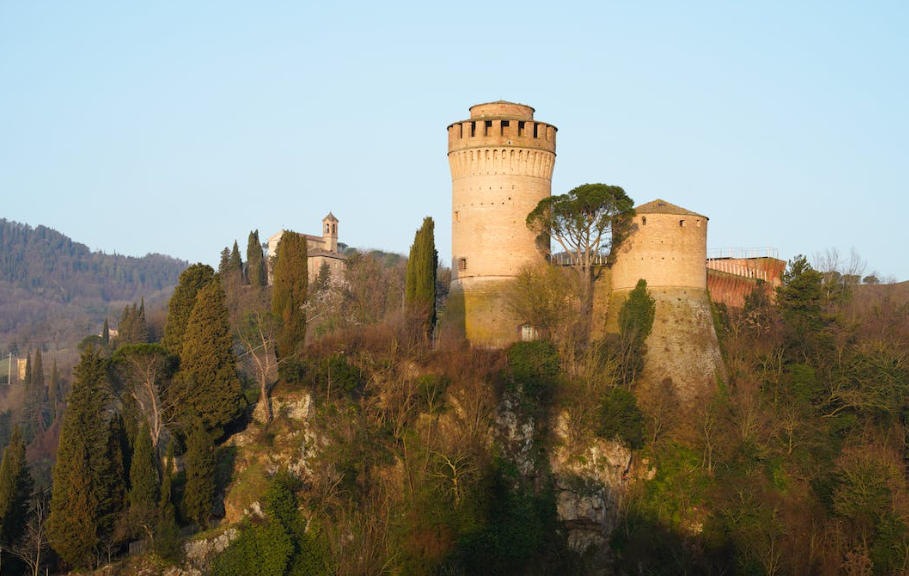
[0,219,188,354]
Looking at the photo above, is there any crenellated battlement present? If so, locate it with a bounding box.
[447,118,557,155]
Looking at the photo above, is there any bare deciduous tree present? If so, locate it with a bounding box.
[111,343,177,451]
[12,491,50,576]
[237,309,279,422]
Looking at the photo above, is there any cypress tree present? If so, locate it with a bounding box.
[119,300,149,346]
[177,278,243,432]
[49,359,60,422]
[47,347,123,568]
[404,217,438,333]
[163,264,214,354]
[104,414,128,536]
[218,247,231,276]
[619,279,656,349]
[247,230,267,289]
[119,304,135,345]
[102,318,110,345]
[129,423,159,508]
[33,347,44,390]
[0,427,33,547]
[137,297,149,344]
[229,241,243,278]
[271,232,308,359]
[183,423,215,528]
[21,349,48,441]
[159,441,175,519]
[23,351,31,387]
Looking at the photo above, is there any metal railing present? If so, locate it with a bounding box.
[706,247,779,260]
[549,253,608,266]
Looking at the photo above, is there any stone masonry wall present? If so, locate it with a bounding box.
[611,212,708,292]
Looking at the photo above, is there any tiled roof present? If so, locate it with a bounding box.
[309,249,346,260]
[635,199,708,220]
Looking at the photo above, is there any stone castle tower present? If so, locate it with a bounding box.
[447,101,557,345]
[610,199,724,408]
[611,199,709,291]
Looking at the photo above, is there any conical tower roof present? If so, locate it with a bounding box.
[635,199,708,220]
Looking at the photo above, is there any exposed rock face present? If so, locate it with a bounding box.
[550,422,633,558]
[495,391,537,478]
[496,396,639,566]
[179,527,238,573]
[252,392,313,424]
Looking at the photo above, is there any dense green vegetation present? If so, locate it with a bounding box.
[272,231,308,360]
[1,210,907,576]
[405,216,438,335]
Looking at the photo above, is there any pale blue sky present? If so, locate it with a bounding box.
[1,2,907,280]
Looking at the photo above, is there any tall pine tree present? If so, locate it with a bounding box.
[229,241,243,279]
[271,232,308,359]
[246,230,267,289]
[118,300,149,346]
[20,349,48,441]
[159,441,175,519]
[129,423,158,508]
[183,423,215,528]
[49,359,61,423]
[163,264,214,354]
[48,347,126,568]
[405,217,439,334]
[176,278,243,433]
[137,297,149,343]
[0,427,33,548]
[218,247,231,276]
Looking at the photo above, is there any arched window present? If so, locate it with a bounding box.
[642,216,647,225]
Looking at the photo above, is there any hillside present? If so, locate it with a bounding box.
[0,219,188,355]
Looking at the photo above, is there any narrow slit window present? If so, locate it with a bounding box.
[470,122,476,137]
[533,123,539,138]
[454,211,460,222]
[518,121,525,136]
[501,120,509,135]
[484,120,492,136]
[458,258,467,271]
[642,216,647,225]
[679,219,686,227]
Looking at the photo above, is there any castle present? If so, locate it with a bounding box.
[445,101,782,406]
[267,213,346,284]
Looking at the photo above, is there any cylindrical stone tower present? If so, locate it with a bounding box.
[609,198,723,412]
[611,199,709,292]
[446,101,557,345]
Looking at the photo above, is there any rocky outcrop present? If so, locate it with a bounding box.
[165,527,239,575]
[549,411,656,566]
